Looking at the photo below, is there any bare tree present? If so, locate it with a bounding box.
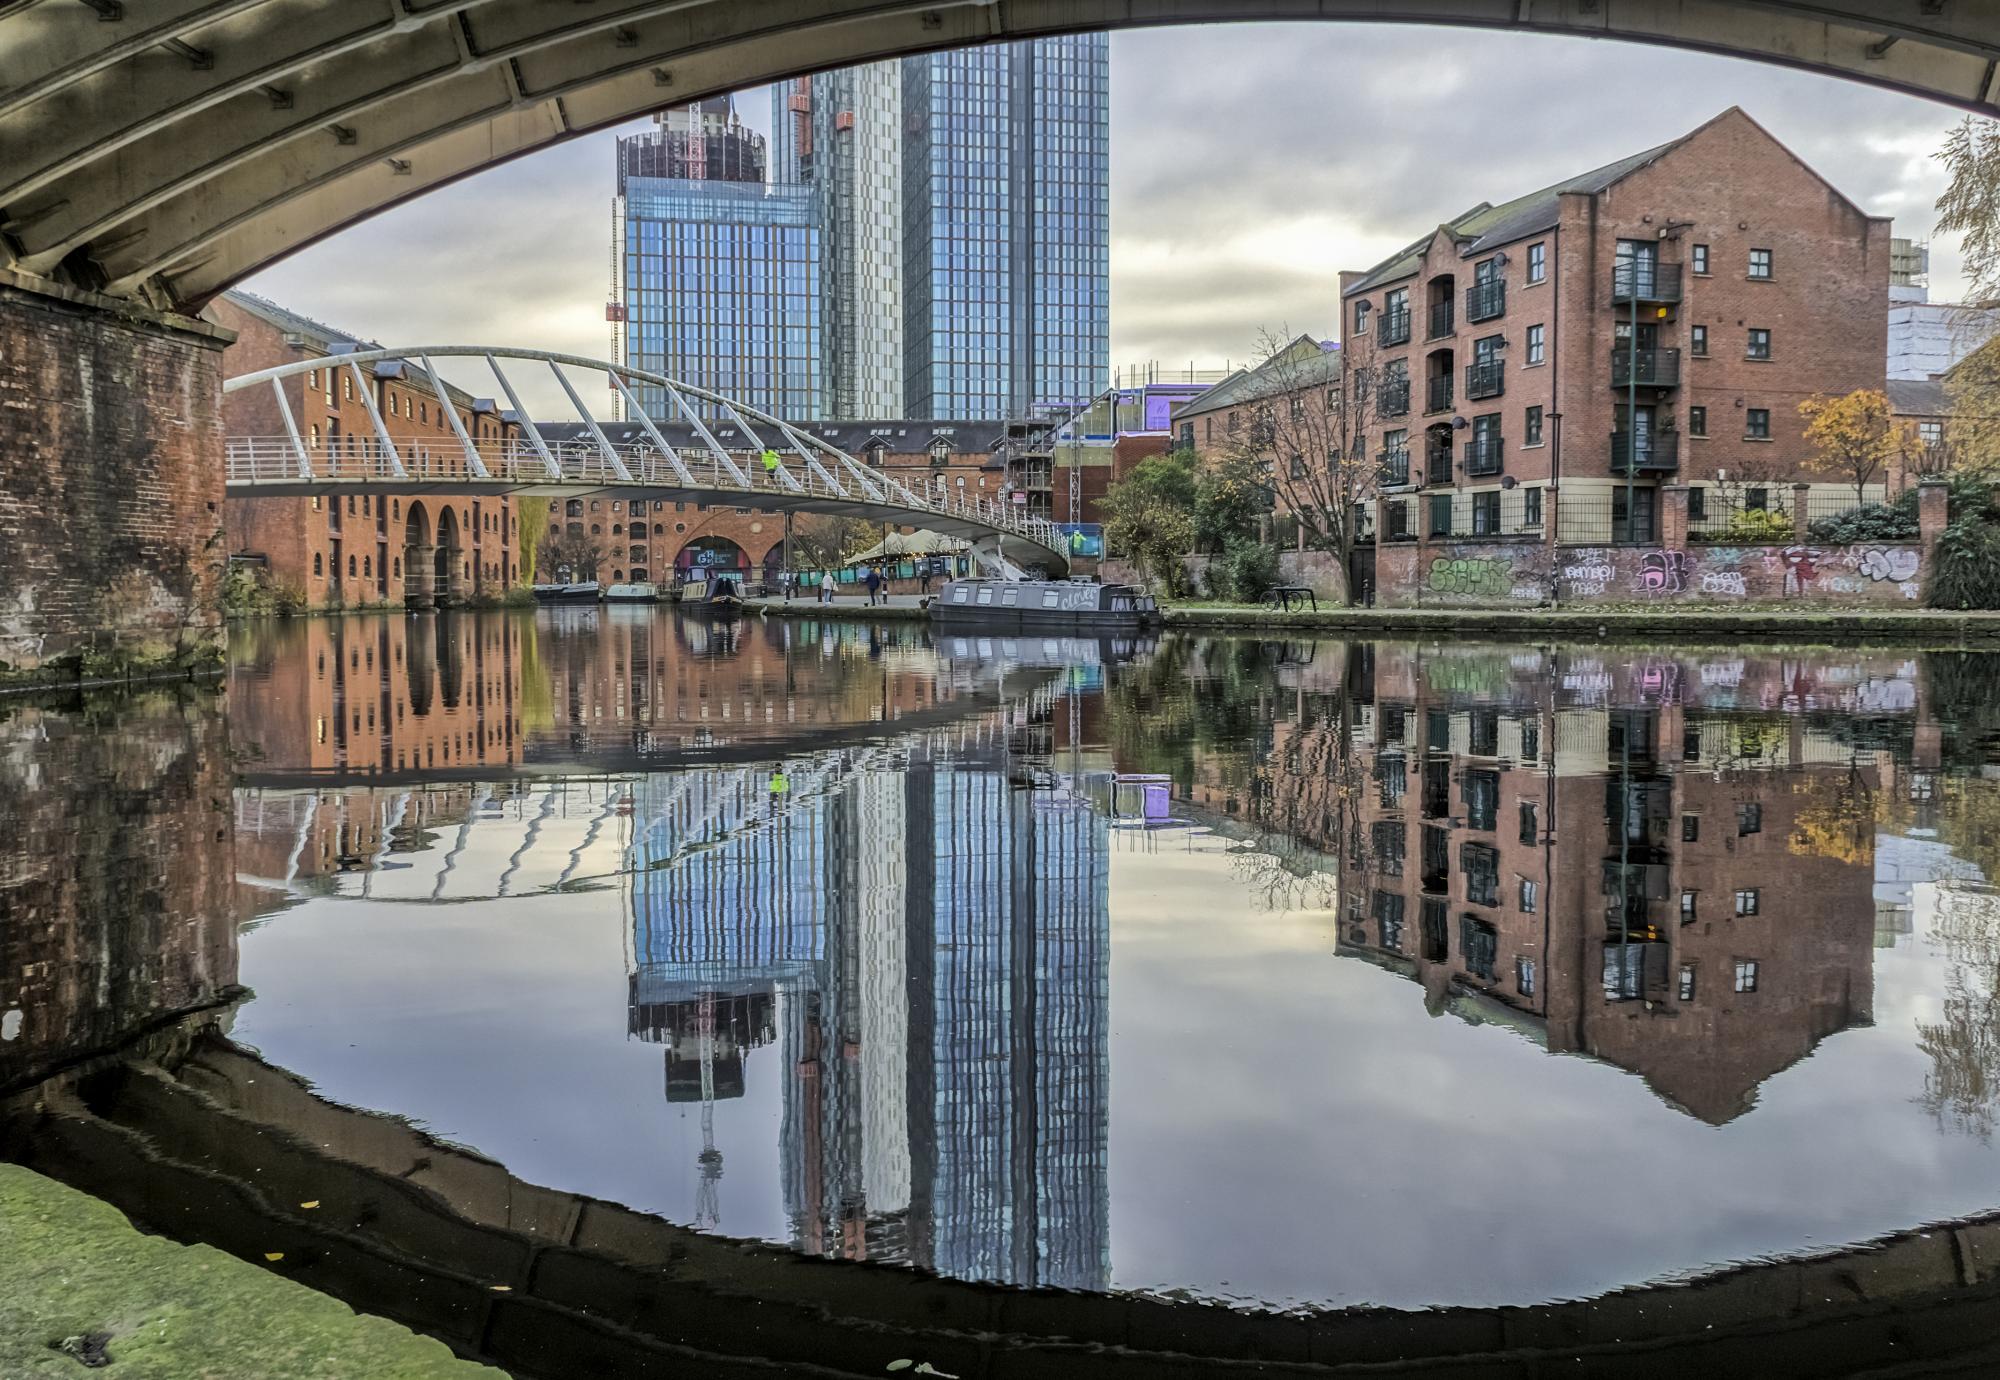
[1245,327,1380,606]
[538,525,610,583]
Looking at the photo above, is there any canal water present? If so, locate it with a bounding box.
[6,610,2000,1319]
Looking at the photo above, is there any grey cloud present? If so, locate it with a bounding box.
[248,24,1967,412]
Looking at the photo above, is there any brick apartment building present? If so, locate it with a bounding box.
[1170,335,1342,456]
[1339,107,1892,546]
[213,292,525,609]
[534,418,1011,583]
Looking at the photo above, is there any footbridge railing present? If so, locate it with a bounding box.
[223,346,1070,574]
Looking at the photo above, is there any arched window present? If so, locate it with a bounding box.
[313,553,323,576]
[347,554,356,575]
[363,556,371,577]
[394,557,401,576]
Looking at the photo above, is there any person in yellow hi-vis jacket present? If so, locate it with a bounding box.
[768,764,790,816]
[761,449,780,484]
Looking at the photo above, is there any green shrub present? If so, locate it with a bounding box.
[1929,518,2000,609]
[1720,509,1795,543]
[1807,499,1919,544]
[1219,538,1280,603]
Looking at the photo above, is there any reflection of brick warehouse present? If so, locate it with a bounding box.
[535,419,1008,582]
[227,617,523,777]
[1300,656,1880,1122]
[213,292,523,609]
[534,614,967,746]
[0,699,240,1090]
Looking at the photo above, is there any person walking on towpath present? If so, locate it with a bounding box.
[864,567,882,606]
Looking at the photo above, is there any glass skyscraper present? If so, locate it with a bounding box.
[901,35,1110,420]
[765,37,1109,422]
[614,100,822,420]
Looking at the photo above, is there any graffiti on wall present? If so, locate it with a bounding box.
[1638,550,1689,596]
[1428,556,1515,599]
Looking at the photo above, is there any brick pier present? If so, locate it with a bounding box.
[0,270,229,679]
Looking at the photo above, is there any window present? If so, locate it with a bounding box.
[1461,915,1499,979]
[312,553,323,576]
[1689,406,1707,438]
[1372,820,1405,874]
[1519,800,1538,845]
[1746,409,1770,440]
[1746,486,1770,511]
[1462,843,1500,907]
[347,554,356,576]
[1465,769,1499,831]
[1735,888,1761,917]
[1521,719,1539,763]
[1738,801,1762,835]
[1679,964,1697,1000]
[1516,956,1536,996]
[1748,247,1773,279]
[1691,325,1708,357]
[1921,420,1944,447]
[1527,241,1546,283]
[1734,960,1760,993]
[1747,328,1771,361]
[1429,492,1452,537]
[1421,897,1449,963]
[1692,243,1710,275]
[1355,299,1372,335]
[1373,891,1406,950]
[1472,489,1501,535]
[1682,813,1700,842]
[1520,323,1544,367]
[1525,406,1543,446]
[1688,486,1707,521]
[1470,708,1499,756]
[1519,877,1539,913]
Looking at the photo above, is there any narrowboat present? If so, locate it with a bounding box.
[533,581,601,603]
[678,573,745,617]
[930,578,1159,633]
[603,582,661,603]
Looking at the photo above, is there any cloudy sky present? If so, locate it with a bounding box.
[244,22,1971,411]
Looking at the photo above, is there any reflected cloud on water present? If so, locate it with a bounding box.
[8,615,2000,1318]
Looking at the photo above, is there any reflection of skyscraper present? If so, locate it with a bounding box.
[622,741,1110,1289]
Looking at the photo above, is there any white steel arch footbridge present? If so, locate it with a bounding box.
[224,345,1072,576]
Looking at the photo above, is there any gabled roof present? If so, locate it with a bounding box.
[537,417,1011,462]
[220,288,380,352]
[1172,336,1339,418]
[1342,128,1694,297]
[1888,378,1948,418]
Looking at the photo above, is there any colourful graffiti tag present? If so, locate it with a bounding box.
[1427,556,1515,599]
[1637,550,1689,596]
[1856,546,1919,583]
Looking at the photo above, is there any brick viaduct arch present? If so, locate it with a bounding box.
[7,2,2000,313]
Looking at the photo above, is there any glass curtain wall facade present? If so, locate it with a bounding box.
[902,35,1110,420]
[810,62,906,420]
[615,103,822,420]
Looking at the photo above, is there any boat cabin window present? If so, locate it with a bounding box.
[1002,589,1018,606]
[976,586,994,605]
[1042,590,1060,607]
[951,586,969,603]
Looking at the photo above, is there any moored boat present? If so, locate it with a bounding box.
[603,582,660,603]
[533,581,601,604]
[931,578,1159,632]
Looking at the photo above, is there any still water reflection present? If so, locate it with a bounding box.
[7,612,2000,1317]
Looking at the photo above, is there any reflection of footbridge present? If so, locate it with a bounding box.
[235,671,1068,903]
[225,347,1070,576]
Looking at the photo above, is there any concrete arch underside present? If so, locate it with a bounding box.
[6,1,2000,311]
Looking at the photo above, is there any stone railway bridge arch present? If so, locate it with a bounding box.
[6,1,2000,671]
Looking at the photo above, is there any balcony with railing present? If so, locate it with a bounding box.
[1465,279,1506,323]
[1463,432,1505,477]
[1378,378,1411,418]
[1610,346,1681,389]
[1378,308,1412,346]
[1465,360,1505,400]
[1611,431,1679,473]
[1424,429,1453,486]
[1378,446,1412,487]
[1611,261,1683,304]
[1427,299,1455,339]
[1425,373,1454,414]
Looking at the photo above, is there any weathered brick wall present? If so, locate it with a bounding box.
[1376,537,1925,607]
[0,272,229,672]
[0,691,239,1088]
